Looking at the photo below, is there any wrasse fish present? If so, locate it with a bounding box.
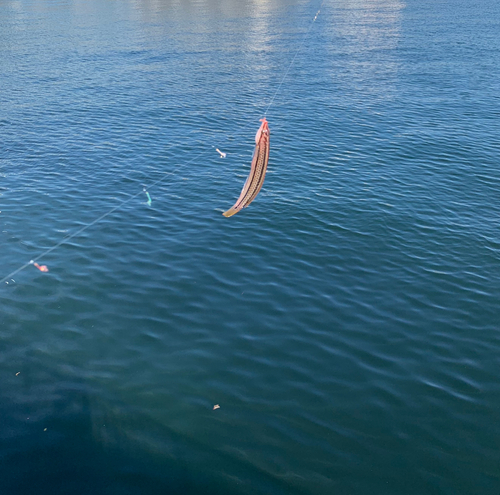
[223,118,270,217]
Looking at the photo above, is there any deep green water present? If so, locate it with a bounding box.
[1,0,500,493]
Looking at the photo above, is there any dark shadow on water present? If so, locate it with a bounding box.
[0,364,299,495]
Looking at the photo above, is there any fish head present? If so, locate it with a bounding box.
[255,118,269,144]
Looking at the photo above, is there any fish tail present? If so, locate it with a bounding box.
[222,207,241,217]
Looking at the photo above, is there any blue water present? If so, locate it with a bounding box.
[1,0,500,493]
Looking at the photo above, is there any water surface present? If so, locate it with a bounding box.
[1,0,500,493]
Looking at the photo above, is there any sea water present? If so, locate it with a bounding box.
[1,0,500,493]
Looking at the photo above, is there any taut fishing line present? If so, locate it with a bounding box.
[263,0,325,118]
[1,0,325,287]
[0,144,212,286]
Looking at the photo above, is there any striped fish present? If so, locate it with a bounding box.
[223,118,270,217]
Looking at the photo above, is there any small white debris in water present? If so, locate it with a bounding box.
[213,404,220,410]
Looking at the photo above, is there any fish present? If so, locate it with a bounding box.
[223,118,270,217]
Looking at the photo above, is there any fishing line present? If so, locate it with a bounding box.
[263,0,326,118]
[179,0,326,148]
[1,1,326,286]
[212,0,326,182]
[0,143,213,286]
[220,1,326,216]
[1,119,243,287]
